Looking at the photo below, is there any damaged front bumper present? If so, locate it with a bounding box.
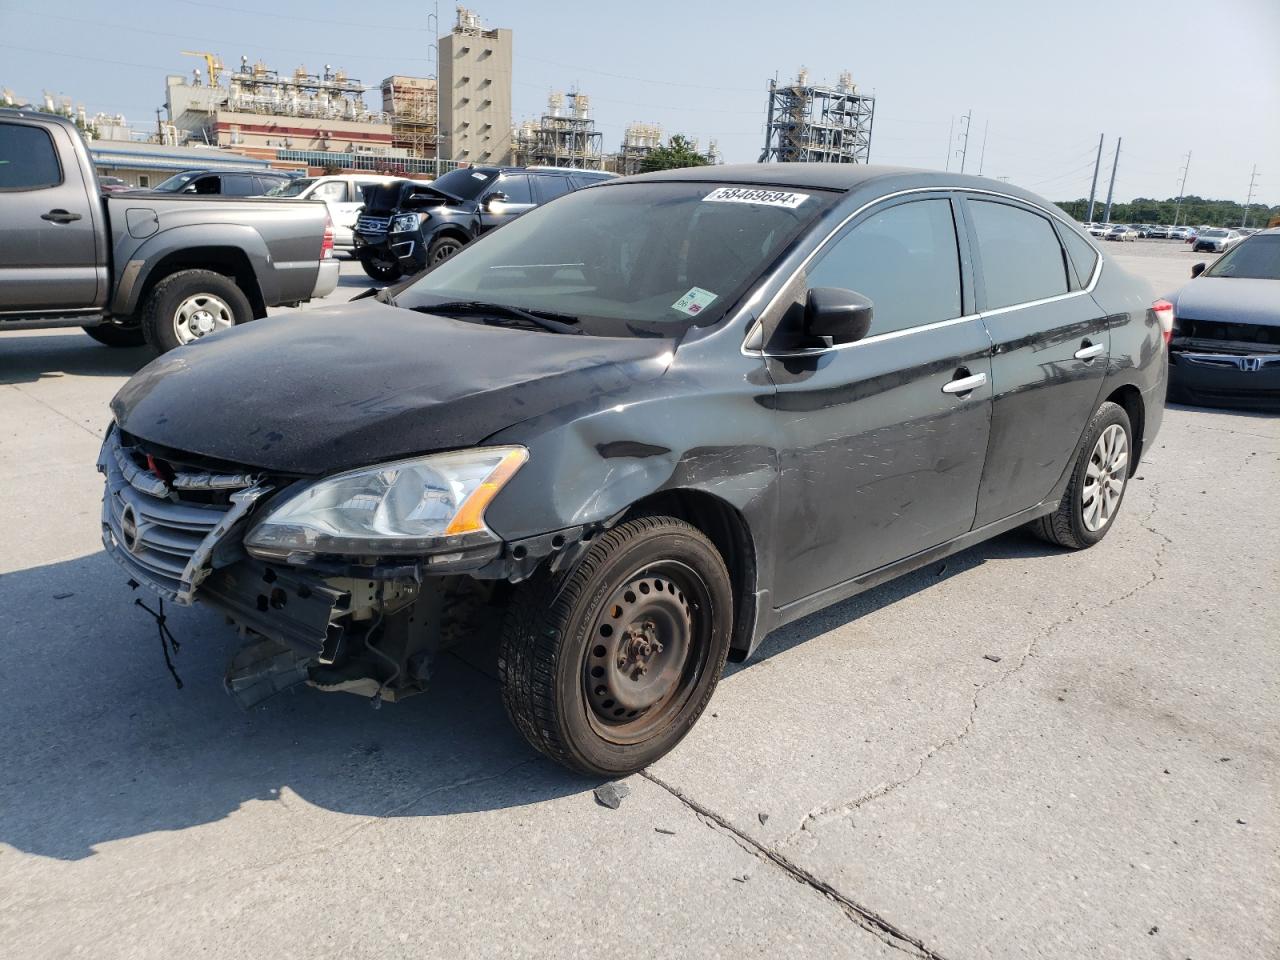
[98,427,595,705]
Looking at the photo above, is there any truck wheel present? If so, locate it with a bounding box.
[1032,401,1133,549]
[427,235,464,266]
[141,270,252,353]
[499,516,733,777]
[83,323,146,347]
[359,251,402,282]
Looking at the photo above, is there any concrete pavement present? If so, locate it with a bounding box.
[1,252,1276,959]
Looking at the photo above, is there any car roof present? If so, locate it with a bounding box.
[611,162,1065,208]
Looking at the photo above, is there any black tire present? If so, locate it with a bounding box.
[426,235,464,267]
[499,516,733,777]
[359,251,402,282]
[82,323,145,347]
[1032,400,1133,549]
[141,269,253,354]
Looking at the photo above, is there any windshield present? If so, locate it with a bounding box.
[1203,229,1227,237]
[151,171,201,192]
[396,181,834,337]
[266,177,316,197]
[1204,235,1280,280]
[427,167,497,200]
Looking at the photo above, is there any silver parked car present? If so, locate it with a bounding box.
[1105,224,1137,242]
[1192,228,1244,254]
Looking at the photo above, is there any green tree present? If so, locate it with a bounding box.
[640,134,713,173]
[1055,194,1279,227]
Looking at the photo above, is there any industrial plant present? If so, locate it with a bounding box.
[760,68,875,164]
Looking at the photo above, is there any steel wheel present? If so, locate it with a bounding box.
[173,293,234,344]
[1082,423,1128,532]
[583,560,711,745]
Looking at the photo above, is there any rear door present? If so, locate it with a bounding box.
[0,118,100,312]
[222,174,262,196]
[766,193,993,604]
[531,172,573,204]
[962,195,1109,526]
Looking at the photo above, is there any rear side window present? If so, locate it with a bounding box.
[1058,226,1100,288]
[534,174,572,202]
[222,174,260,196]
[969,200,1069,309]
[805,197,963,336]
[0,122,63,190]
[312,180,348,201]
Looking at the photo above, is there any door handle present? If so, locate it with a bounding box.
[1074,341,1105,361]
[942,371,987,395]
[41,209,82,224]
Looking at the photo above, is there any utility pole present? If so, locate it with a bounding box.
[1085,133,1104,223]
[1102,137,1121,225]
[945,116,954,171]
[1242,164,1258,227]
[978,119,989,176]
[155,107,164,143]
[429,0,441,174]
[958,110,973,174]
[1172,151,1191,227]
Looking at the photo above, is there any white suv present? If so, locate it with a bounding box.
[267,175,406,250]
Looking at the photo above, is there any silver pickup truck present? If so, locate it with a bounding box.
[0,108,339,352]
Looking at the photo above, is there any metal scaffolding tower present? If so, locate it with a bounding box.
[759,68,875,164]
[513,91,604,169]
[381,76,438,159]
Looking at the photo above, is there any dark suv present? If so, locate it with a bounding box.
[352,165,615,281]
[143,168,296,196]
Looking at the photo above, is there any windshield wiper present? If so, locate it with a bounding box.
[414,300,581,335]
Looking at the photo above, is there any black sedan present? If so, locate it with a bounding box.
[1168,228,1280,409]
[102,165,1168,776]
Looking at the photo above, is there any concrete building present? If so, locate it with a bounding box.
[438,7,513,165]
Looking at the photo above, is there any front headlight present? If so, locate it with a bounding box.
[244,446,527,560]
[391,212,423,233]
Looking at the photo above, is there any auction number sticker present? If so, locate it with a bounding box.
[703,187,810,208]
[672,287,718,316]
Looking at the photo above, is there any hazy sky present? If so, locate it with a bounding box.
[2,0,1276,203]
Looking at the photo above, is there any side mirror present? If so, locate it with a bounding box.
[804,287,874,346]
[1191,262,1206,279]
[483,191,509,209]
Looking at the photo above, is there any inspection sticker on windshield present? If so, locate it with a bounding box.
[672,287,718,316]
[702,187,810,208]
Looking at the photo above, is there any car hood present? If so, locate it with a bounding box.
[1172,277,1280,326]
[111,303,674,475]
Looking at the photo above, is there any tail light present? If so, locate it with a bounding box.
[1152,299,1174,345]
[321,218,335,259]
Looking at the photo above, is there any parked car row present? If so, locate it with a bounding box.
[350,165,616,281]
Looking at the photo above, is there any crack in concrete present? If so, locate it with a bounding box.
[641,769,952,960]
[782,475,1174,847]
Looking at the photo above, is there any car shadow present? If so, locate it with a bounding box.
[0,528,1060,861]
[0,333,153,385]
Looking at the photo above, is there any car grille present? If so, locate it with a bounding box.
[98,428,271,605]
[1174,317,1280,347]
[357,215,390,234]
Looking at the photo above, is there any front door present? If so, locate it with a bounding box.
[0,119,100,312]
[478,173,535,233]
[961,196,1110,526]
[766,194,994,606]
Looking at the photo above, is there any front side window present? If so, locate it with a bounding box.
[0,123,62,190]
[805,198,962,336]
[969,199,1069,309]
[492,173,532,204]
[396,181,833,338]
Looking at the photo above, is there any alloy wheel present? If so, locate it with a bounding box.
[1082,423,1128,532]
